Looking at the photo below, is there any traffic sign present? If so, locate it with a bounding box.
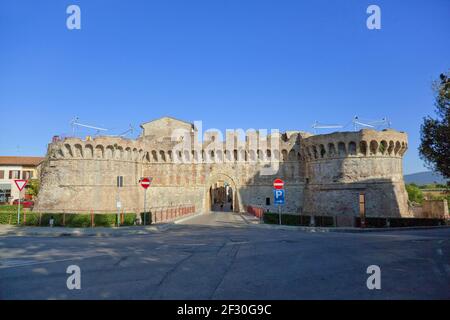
[274,189,285,205]
[14,180,28,226]
[14,180,28,191]
[140,177,152,189]
[140,177,153,226]
[273,178,284,190]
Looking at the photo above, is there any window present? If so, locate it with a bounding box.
[117,176,124,187]
[266,197,271,206]
[9,170,20,179]
[22,171,33,180]
[0,184,11,203]
[0,170,4,179]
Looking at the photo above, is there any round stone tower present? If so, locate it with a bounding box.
[301,129,411,220]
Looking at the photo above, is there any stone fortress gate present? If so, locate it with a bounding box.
[34,116,411,224]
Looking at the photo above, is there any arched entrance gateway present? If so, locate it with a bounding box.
[204,173,241,213]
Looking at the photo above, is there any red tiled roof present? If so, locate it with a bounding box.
[0,156,45,166]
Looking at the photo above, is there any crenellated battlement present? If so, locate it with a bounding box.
[47,137,148,163]
[301,129,408,161]
[47,130,308,164]
[46,127,408,165]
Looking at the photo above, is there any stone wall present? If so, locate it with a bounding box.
[34,117,412,219]
[34,136,145,213]
[301,129,412,218]
[421,200,449,219]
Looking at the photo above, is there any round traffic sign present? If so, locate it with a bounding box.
[140,177,152,189]
[273,178,284,190]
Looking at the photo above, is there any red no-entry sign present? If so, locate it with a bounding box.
[140,177,152,189]
[273,179,284,190]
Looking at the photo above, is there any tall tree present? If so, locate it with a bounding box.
[419,72,450,179]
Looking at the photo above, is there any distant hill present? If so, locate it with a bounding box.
[404,171,448,185]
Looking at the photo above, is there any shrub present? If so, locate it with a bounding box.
[122,213,137,226]
[263,213,279,224]
[65,214,91,228]
[314,216,335,227]
[140,212,152,225]
[23,212,40,226]
[41,213,64,226]
[0,211,17,224]
[389,218,443,227]
[355,217,387,228]
[406,184,424,204]
[0,205,16,212]
[263,213,310,226]
[94,214,117,227]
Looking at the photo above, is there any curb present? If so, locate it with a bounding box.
[247,223,450,233]
[1,218,448,237]
[0,213,202,238]
[173,212,204,224]
[0,224,172,238]
[238,213,261,225]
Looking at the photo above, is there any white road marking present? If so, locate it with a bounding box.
[0,253,110,269]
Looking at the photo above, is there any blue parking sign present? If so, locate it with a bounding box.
[274,189,285,205]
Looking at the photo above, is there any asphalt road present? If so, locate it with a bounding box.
[0,212,449,300]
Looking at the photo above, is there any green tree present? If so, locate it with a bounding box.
[419,72,450,179]
[405,184,424,204]
[26,179,40,198]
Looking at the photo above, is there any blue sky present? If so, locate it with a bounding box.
[0,0,449,174]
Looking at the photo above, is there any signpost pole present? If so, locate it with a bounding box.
[140,177,152,226]
[278,204,281,225]
[17,195,21,225]
[143,188,147,226]
[117,185,120,228]
[117,198,120,227]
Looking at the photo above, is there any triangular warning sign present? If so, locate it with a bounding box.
[14,179,28,191]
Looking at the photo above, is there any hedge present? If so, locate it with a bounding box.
[0,205,16,212]
[314,216,335,227]
[140,212,152,225]
[0,211,19,224]
[0,211,144,227]
[263,213,311,226]
[388,218,445,227]
[355,217,446,228]
[355,217,388,228]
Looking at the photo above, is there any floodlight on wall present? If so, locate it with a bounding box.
[312,116,391,133]
[70,117,108,137]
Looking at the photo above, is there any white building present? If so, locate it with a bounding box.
[0,156,44,203]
